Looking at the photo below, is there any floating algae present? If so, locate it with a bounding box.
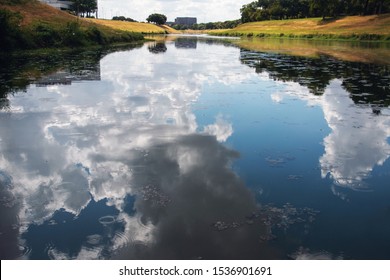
[140,185,171,208]
[211,203,319,242]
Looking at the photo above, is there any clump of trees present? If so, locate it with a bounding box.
[146,13,167,25]
[241,0,390,22]
[112,16,137,22]
[172,19,241,30]
[71,0,97,18]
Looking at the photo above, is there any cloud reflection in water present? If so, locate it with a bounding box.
[0,40,277,259]
[2,38,388,259]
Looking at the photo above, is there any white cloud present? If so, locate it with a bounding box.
[0,38,257,258]
[270,78,390,191]
[319,80,390,189]
[203,114,233,142]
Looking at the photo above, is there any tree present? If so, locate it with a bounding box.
[72,0,97,17]
[146,13,167,25]
[309,0,335,18]
[240,2,259,23]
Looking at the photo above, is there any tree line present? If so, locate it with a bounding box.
[112,16,137,22]
[171,20,241,30]
[241,0,390,22]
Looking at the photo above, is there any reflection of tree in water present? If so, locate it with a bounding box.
[148,42,167,54]
[342,63,390,111]
[0,54,31,103]
[0,45,143,108]
[240,50,390,106]
[0,171,20,259]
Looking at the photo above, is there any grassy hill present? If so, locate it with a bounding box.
[0,0,144,50]
[209,14,390,40]
[86,18,179,34]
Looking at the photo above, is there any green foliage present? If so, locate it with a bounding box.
[146,13,167,25]
[173,19,241,30]
[112,16,137,22]
[33,23,62,47]
[86,26,107,44]
[0,9,23,50]
[62,21,86,46]
[27,22,86,48]
[2,19,143,50]
[240,0,390,23]
[0,0,29,4]
[0,1,144,51]
[71,0,97,17]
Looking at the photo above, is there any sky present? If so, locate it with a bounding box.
[97,0,251,23]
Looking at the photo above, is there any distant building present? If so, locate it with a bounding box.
[39,0,74,11]
[175,38,197,49]
[174,17,197,26]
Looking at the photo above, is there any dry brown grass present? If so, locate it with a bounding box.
[209,14,390,38]
[0,0,79,26]
[0,1,179,34]
[85,18,180,34]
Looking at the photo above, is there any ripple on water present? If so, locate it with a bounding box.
[98,215,116,226]
[86,234,103,246]
[17,243,31,259]
[136,215,153,230]
[113,231,131,249]
[45,242,61,260]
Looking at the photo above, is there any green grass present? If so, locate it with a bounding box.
[208,15,390,41]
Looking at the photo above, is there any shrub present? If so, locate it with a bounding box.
[0,9,23,50]
[34,24,61,47]
[86,26,107,45]
[62,21,86,46]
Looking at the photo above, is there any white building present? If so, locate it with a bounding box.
[40,0,74,11]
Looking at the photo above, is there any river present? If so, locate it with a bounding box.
[1,35,390,259]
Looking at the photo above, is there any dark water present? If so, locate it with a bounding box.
[1,36,390,260]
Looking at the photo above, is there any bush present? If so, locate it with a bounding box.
[62,21,85,46]
[0,9,23,50]
[34,24,61,47]
[358,33,382,41]
[86,26,107,45]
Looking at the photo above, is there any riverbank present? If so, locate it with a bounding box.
[85,18,180,34]
[0,0,144,51]
[208,14,390,41]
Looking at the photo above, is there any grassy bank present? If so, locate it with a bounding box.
[85,18,180,34]
[0,0,144,50]
[234,38,390,64]
[208,14,390,41]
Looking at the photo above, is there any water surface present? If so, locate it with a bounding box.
[1,37,390,259]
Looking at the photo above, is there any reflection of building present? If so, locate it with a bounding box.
[40,0,74,10]
[174,17,197,26]
[174,38,197,49]
[35,67,101,86]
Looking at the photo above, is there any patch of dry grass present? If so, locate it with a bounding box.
[85,18,180,34]
[208,15,390,40]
